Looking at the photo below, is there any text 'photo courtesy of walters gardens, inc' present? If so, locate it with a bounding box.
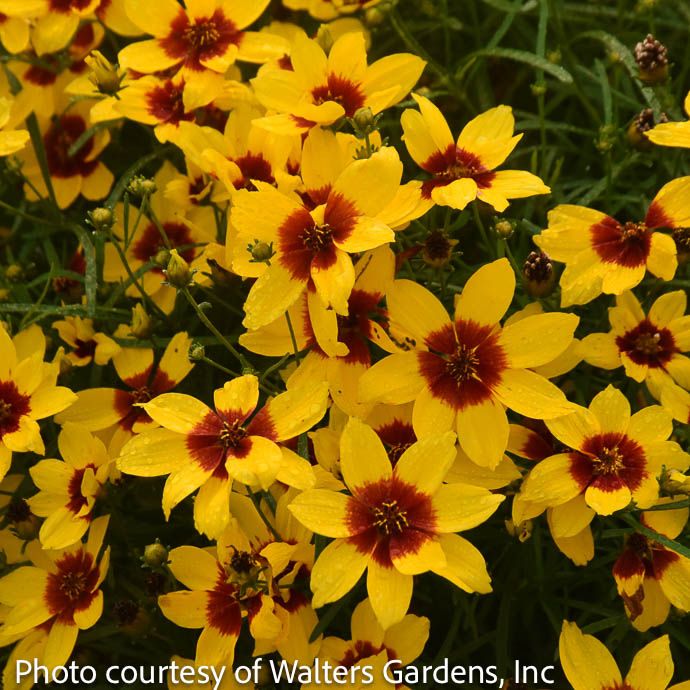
[0,0,688,689]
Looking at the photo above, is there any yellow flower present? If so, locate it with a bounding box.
[613,499,690,631]
[520,386,690,517]
[646,92,690,148]
[305,598,429,690]
[117,374,328,537]
[0,325,76,481]
[0,97,28,157]
[0,516,110,671]
[231,146,403,329]
[158,519,283,669]
[288,418,503,629]
[55,332,194,455]
[559,621,689,690]
[241,247,401,417]
[359,258,578,468]
[118,0,288,110]
[252,31,425,134]
[400,94,550,211]
[53,316,121,367]
[28,424,113,550]
[582,290,690,402]
[534,178,690,307]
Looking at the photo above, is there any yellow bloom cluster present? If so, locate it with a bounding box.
[0,1,688,688]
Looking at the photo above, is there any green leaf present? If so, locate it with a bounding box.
[458,48,573,83]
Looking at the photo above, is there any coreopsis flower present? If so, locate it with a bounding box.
[400,94,550,211]
[158,520,282,669]
[0,516,110,670]
[53,316,121,367]
[103,162,216,313]
[55,332,194,454]
[28,424,113,550]
[0,97,29,156]
[613,500,690,631]
[646,92,690,148]
[174,104,300,201]
[17,99,113,209]
[534,178,690,307]
[289,418,503,629]
[118,0,288,110]
[520,386,690,516]
[582,290,690,401]
[508,421,594,566]
[559,621,689,690]
[117,375,328,537]
[304,598,429,690]
[252,31,425,134]
[0,325,76,481]
[359,258,578,468]
[231,147,403,329]
[232,490,321,665]
[241,247,400,417]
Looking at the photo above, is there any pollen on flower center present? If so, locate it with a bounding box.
[183,21,220,49]
[300,224,334,252]
[593,446,625,475]
[620,221,647,240]
[0,400,12,423]
[445,344,480,384]
[219,420,247,449]
[132,386,154,404]
[371,500,409,535]
[634,331,662,355]
[59,571,88,601]
[230,549,257,574]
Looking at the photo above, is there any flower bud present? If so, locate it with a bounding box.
[188,341,206,362]
[88,206,114,232]
[627,108,668,149]
[127,176,157,198]
[85,50,124,96]
[5,264,22,283]
[352,106,377,136]
[130,303,152,339]
[634,34,669,84]
[163,249,193,289]
[421,230,458,268]
[494,218,515,239]
[247,240,275,264]
[315,26,334,54]
[523,250,555,298]
[142,541,169,568]
[673,228,690,265]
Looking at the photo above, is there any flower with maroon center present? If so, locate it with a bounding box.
[253,32,425,134]
[401,94,549,211]
[318,598,429,689]
[55,332,194,455]
[53,315,120,367]
[118,0,288,110]
[535,177,690,307]
[158,523,283,669]
[0,516,109,670]
[17,105,114,209]
[117,375,328,539]
[289,418,503,629]
[360,259,578,469]
[0,325,76,482]
[521,385,690,517]
[231,147,403,330]
[613,516,690,632]
[581,291,690,414]
[28,425,112,550]
[559,621,687,690]
[26,0,100,55]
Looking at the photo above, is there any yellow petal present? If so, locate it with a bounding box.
[521,453,584,506]
[432,483,504,533]
[366,561,413,630]
[288,489,353,538]
[394,431,456,494]
[43,620,79,670]
[456,398,508,468]
[311,539,369,609]
[625,636,674,690]
[340,417,391,492]
[455,258,514,326]
[168,546,218,590]
[159,590,210,628]
[589,385,630,433]
[433,533,491,593]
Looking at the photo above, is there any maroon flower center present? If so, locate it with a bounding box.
[590,217,651,268]
[419,320,507,410]
[233,154,275,190]
[131,386,153,404]
[301,224,334,253]
[45,551,98,620]
[615,320,676,368]
[347,477,436,567]
[0,381,31,439]
[131,222,194,267]
[219,420,248,449]
[146,80,192,125]
[74,338,97,360]
[44,115,98,179]
[161,10,240,71]
[311,74,366,117]
[420,146,496,199]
